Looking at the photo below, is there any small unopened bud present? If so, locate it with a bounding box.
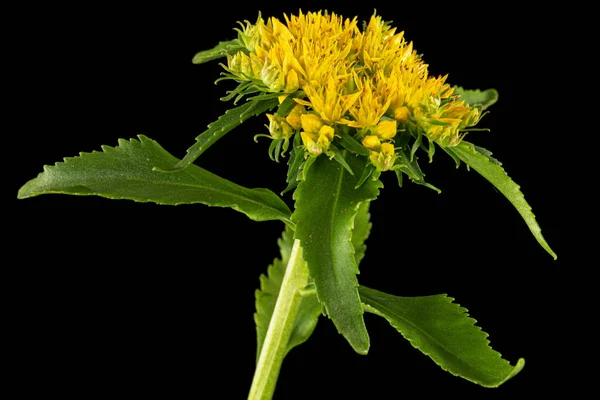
[267,114,293,140]
[285,104,305,130]
[318,125,335,143]
[300,122,335,156]
[362,135,381,151]
[462,107,481,128]
[373,120,397,140]
[394,106,410,123]
[301,131,322,156]
[369,143,397,171]
[301,113,324,133]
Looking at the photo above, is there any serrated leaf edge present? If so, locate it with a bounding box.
[447,141,556,260]
[19,135,293,226]
[362,293,524,388]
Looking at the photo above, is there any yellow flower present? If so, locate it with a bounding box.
[300,113,335,156]
[359,15,390,73]
[296,75,361,124]
[284,11,358,83]
[347,74,391,129]
[225,10,484,159]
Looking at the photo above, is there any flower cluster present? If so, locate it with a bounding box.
[224,11,482,170]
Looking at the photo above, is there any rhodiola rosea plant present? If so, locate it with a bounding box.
[18,10,556,399]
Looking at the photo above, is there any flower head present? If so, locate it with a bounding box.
[223,10,486,168]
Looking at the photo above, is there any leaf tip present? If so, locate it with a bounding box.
[152,163,189,174]
[345,321,370,355]
[17,185,31,199]
[356,347,369,356]
[352,338,370,355]
[492,357,525,388]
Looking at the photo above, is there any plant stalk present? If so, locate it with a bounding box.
[248,239,308,400]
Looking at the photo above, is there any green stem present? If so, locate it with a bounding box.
[248,239,308,400]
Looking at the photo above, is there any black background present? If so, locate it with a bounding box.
[10,2,568,398]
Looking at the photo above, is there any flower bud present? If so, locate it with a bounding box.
[362,135,381,151]
[300,119,335,156]
[228,53,256,78]
[266,114,294,140]
[301,131,322,156]
[461,106,481,128]
[261,64,281,91]
[373,120,397,140]
[394,106,410,123]
[317,125,335,150]
[369,143,397,171]
[301,114,324,133]
[285,104,306,130]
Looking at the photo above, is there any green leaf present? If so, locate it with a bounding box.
[444,145,462,168]
[446,141,557,259]
[158,98,278,172]
[359,286,525,388]
[300,155,317,181]
[268,139,282,162]
[281,145,303,196]
[18,135,292,225]
[410,129,423,162]
[396,149,441,193]
[427,137,436,163]
[355,162,375,189]
[275,93,301,118]
[472,144,502,166]
[192,39,246,64]
[293,153,383,354]
[285,133,303,183]
[454,87,499,110]
[351,201,372,266]
[255,227,322,362]
[394,168,403,187]
[337,130,371,156]
[219,81,263,104]
[327,144,354,175]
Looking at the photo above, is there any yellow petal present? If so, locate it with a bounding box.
[285,69,300,92]
[301,113,324,133]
